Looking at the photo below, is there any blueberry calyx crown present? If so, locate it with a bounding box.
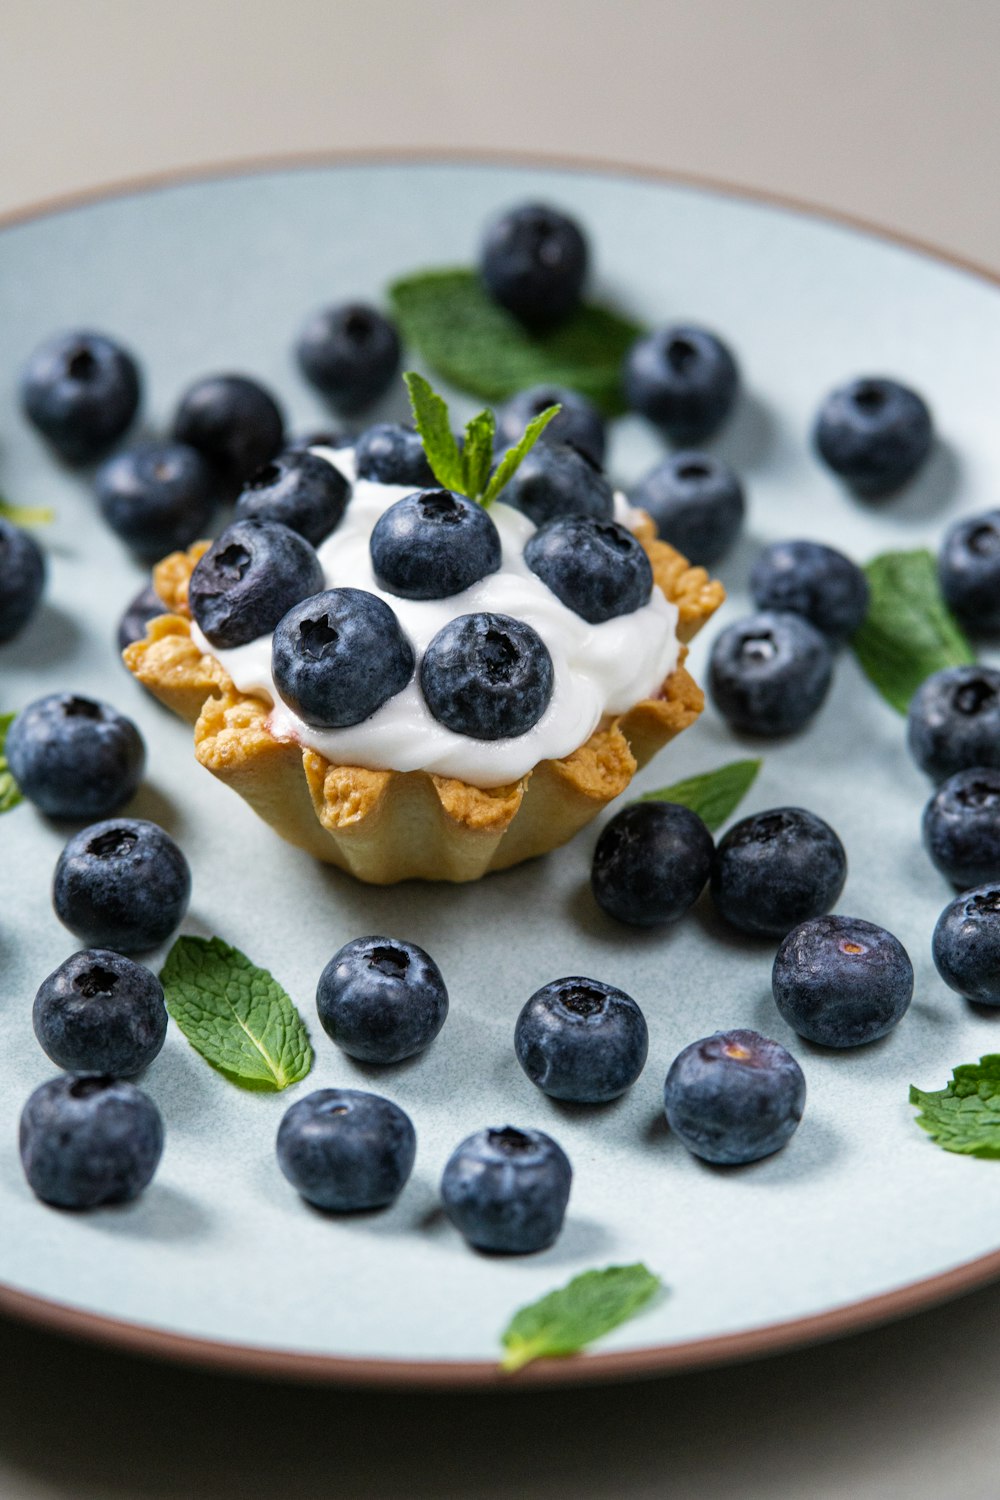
[73,964,119,998]
[487,1126,536,1154]
[367,945,409,979]
[554,982,607,1018]
[87,827,139,859]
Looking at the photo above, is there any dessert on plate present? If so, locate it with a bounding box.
[124,425,723,884]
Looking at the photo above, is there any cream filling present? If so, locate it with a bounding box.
[190,447,681,787]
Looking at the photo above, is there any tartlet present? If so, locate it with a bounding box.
[125,508,723,884]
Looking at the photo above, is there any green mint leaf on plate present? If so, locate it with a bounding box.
[851,549,974,714]
[638,758,762,832]
[390,268,642,416]
[403,371,464,491]
[460,407,497,501]
[0,712,23,815]
[499,1263,662,1373]
[910,1055,1000,1158]
[481,403,559,507]
[160,936,313,1092]
[0,496,54,525]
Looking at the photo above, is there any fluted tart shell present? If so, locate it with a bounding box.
[124,516,724,884]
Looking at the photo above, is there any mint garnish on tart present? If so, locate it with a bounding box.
[404,370,558,507]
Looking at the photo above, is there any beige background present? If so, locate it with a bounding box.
[4,0,1000,272]
[2,1,1000,1496]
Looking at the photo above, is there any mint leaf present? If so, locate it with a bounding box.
[851,550,974,714]
[0,497,54,525]
[482,404,559,506]
[160,936,313,1092]
[461,408,496,501]
[0,712,23,814]
[403,371,464,491]
[910,1056,1000,1158]
[638,758,761,831]
[390,268,642,416]
[403,368,556,507]
[499,1263,662,1373]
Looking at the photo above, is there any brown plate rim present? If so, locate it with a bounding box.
[3,145,999,1389]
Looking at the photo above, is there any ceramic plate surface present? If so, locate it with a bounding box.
[2,158,1000,1385]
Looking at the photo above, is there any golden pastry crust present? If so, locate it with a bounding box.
[125,521,724,883]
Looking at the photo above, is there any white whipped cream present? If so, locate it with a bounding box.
[190,447,680,787]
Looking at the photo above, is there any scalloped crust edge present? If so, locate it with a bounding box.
[124,519,724,883]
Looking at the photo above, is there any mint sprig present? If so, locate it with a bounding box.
[851,550,974,714]
[0,497,54,526]
[638,758,761,832]
[910,1056,1000,1158]
[0,712,23,814]
[403,370,557,507]
[391,268,641,415]
[500,1263,662,1373]
[160,936,313,1092]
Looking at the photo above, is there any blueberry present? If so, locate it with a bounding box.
[355,423,436,487]
[772,916,914,1047]
[420,612,554,740]
[21,330,141,465]
[907,666,1000,783]
[922,768,1000,889]
[296,304,401,414]
[480,202,588,330]
[750,540,869,645]
[939,510,1000,633]
[53,818,191,953]
[932,884,1000,1006]
[814,377,933,495]
[370,489,501,600]
[628,451,744,565]
[235,449,350,547]
[441,1126,572,1254]
[0,518,45,642]
[591,802,714,927]
[502,442,614,527]
[172,374,284,496]
[708,611,834,737]
[272,588,414,728]
[116,582,163,653]
[276,1088,416,1212]
[188,518,325,649]
[711,807,847,938]
[95,442,215,561]
[316,936,448,1064]
[624,326,739,445]
[524,515,652,623]
[33,949,167,1076]
[497,386,605,467]
[6,693,145,821]
[663,1029,805,1165]
[19,1074,163,1208]
[514,976,648,1103]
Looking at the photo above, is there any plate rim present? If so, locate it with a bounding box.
[4,145,999,1388]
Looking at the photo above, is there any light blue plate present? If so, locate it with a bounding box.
[2,159,999,1384]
